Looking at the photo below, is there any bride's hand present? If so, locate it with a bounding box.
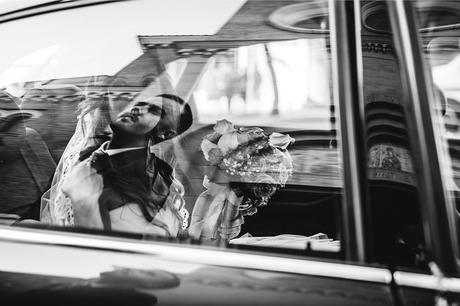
[62,160,103,203]
[218,188,244,240]
[61,160,104,228]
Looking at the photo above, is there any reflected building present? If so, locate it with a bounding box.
[360,2,416,186]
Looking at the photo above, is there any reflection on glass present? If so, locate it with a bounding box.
[414,0,460,255]
[358,0,427,268]
[0,0,341,254]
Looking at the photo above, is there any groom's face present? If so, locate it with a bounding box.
[112,97,162,135]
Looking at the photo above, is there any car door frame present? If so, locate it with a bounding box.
[386,0,460,298]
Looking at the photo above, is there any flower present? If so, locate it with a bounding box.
[204,132,221,143]
[217,131,239,154]
[253,174,278,198]
[201,139,218,160]
[254,173,277,185]
[213,119,235,135]
[201,121,294,185]
[208,148,224,165]
[239,127,265,141]
[269,132,294,150]
[200,119,295,219]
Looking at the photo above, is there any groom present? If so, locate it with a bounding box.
[62,94,192,235]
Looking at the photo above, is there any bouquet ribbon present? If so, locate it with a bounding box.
[189,176,244,240]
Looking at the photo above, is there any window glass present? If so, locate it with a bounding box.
[0,0,341,255]
[413,0,460,253]
[358,1,427,268]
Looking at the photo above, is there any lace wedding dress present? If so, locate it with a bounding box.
[40,113,98,226]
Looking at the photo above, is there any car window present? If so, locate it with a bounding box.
[354,0,429,269]
[412,0,460,261]
[0,0,342,256]
[415,0,460,190]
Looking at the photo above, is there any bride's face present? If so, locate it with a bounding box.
[112,97,163,135]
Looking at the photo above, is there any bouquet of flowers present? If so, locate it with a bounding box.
[200,119,295,216]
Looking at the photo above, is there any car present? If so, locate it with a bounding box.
[0,0,459,305]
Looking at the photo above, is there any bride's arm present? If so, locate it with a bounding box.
[61,160,104,229]
[110,179,187,237]
[189,182,244,240]
[110,203,178,237]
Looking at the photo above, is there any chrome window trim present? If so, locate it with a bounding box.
[329,0,369,262]
[394,271,460,293]
[0,226,392,284]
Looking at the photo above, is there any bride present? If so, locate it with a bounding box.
[40,78,192,237]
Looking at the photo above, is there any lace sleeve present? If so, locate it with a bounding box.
[188,179,244,240]
[107,178,189,238]
[145,178,189,237]
[40,117,92,226]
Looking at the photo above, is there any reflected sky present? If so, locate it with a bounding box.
[0,0,246,86]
